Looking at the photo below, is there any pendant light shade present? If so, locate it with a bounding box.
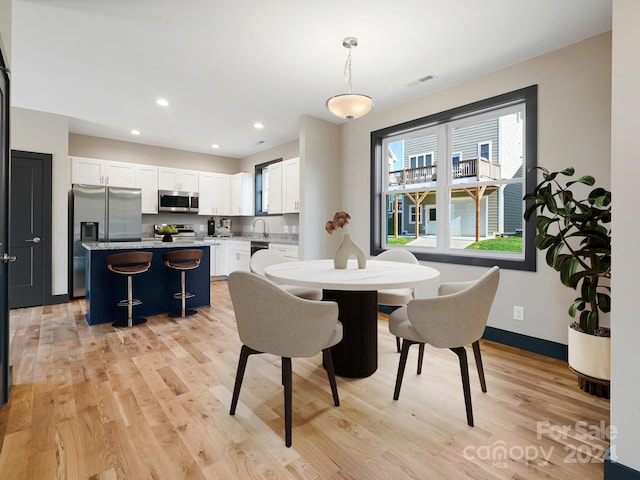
[326,37,374,120]
[326,94,374,120]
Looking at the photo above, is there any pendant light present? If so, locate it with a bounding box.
[326,37,374,120]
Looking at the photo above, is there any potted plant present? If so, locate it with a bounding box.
[523,166,611,397]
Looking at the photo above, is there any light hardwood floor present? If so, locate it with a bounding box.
[0,280,610,479]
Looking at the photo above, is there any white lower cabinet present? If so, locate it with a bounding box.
[268,243,299,260]
[227,240,250,273]
[209,239,228,277]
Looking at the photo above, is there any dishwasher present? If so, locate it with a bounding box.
[250,240,269,256]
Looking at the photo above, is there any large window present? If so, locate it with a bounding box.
[370,85,537,270]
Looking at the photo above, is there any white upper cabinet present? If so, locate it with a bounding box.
[199,172,231,216]
[70,156,104,185]
[198,172,215,216]
[266,161,282,214]
[230,172,254,216]
[134,164,159,214]
[212,173,231,216]
[282,157,300,213]
[105,161,136,187]
[158,167,199,192]
[70,157,136,187]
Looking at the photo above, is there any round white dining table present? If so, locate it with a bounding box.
[265,258,440,378]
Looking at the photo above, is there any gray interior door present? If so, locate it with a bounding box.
[9,151,50,309]
[0,52,11,404]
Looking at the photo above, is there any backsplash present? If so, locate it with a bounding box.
[142,213,299,240]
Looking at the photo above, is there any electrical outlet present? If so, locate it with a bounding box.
[513,305,525,321]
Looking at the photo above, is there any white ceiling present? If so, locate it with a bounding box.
[11,0,611,159]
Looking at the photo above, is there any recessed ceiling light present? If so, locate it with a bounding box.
[211,144,220,149]
[156,98,169,107]
[254,122,264,129]
[131,129,141,135]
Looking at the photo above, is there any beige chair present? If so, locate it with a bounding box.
[376,249,419,352]
[227,271,342,447]
[389,266,499,426]
[250,249,322,300]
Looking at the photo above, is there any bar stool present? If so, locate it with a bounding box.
[106,251,153,328]
[162,249,203,318]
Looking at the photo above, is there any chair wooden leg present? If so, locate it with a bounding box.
[394,339,417,400]
[417,343,425,374]
[322,349,340,406]
[451,346,474,427]
[472,340,487,393]
[282,357,293,448]
[230,345,259,415]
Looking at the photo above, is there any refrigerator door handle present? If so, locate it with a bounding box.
[1,253,17,264]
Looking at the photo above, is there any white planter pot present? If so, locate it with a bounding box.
[567,325,611,381]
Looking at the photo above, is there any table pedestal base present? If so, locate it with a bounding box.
[323,289,378,378]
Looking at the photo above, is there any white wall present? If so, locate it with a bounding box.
[299,115,342,260]
[610,0,640,473]
[238,139,298,173]
[0,0,10,65]
[11,108,69,296]
[69,133,239,173]
[339,33,612,345]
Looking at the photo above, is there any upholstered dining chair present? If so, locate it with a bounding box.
[375,249,420,352]
[389,266,500,427]
[227,271,343,447]
[250,249,322,300]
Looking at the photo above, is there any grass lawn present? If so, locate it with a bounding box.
[466,236,522,252]
[386,237,415,246]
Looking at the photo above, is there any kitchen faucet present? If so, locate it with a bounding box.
[253,217,268,237]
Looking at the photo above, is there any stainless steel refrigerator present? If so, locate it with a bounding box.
[69,184,142,298]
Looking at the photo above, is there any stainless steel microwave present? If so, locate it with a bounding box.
[158,190,199,213]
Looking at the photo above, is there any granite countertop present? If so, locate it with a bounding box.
[82,239,220,250]
[207,233,299,245]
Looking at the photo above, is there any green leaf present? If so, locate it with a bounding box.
[597,293,611,313]
[566,175,595,187]
[559,258,578,286]
[579,310,598,334]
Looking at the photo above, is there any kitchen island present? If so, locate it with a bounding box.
[82,240,214,325]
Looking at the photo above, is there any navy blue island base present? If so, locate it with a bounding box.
[84,243,211,325]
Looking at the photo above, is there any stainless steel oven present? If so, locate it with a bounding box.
[158,190,199,213]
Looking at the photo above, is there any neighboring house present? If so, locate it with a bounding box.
[388,112,523,239]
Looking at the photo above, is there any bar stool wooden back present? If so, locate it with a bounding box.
[105,251,153,328]
[162,249,203,318]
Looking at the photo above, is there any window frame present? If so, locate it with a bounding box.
[478,141,492,161]
[254,158,282,216]
[370,85,538,271]
[409,152,434,169]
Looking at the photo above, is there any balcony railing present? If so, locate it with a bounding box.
[388,158,501,187]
